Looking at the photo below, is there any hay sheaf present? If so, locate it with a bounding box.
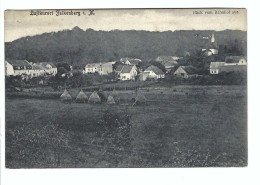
[112,89,120,102]
[60,89,72,102]
[88,91,101,104]
[76,90,88,103]
[133,91,147,105]
[107,95,116,105]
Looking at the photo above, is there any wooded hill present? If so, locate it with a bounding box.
[5,27,247,67]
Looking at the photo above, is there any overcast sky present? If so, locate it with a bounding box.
[5,9,247,42]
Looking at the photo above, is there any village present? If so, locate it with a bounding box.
[5,34,246,81]
[5,33,247,104]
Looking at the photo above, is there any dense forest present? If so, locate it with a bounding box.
[5,27,247,67]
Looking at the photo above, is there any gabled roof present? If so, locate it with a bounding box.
[145,65,164,75]
[6,59,31,67]
[225,56,246,63]
[210,62,225,69]
[120,58,142,64]
[121,65,135,73]
[163,61,178,67]
[115,64,125,72]
[39,62,57,68]
[128,60,140,65]
[156,56,179,61]
[179,66,198,75]
[86,62,113,68]
[219,65,247,72]
[32,64,45,70]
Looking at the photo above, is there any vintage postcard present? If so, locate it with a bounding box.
[4,9,247,168]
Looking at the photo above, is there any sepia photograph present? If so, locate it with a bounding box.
[4,8,247,168]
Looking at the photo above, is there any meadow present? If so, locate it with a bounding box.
[5,85,247,168]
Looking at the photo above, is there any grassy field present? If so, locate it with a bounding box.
[5,85,247,168]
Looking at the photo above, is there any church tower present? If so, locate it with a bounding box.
[211,33,215,43]
[202,32,219,56]
[209,32,218,55]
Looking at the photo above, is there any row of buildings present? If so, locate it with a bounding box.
[5,55,247,82]
[5,59,57,78]
[82,59,167,81]
[82,56,178,81]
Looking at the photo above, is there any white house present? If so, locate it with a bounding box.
[209,62,225,74]
[119,65,138,81]
[144,65,165,80]
[99,62,114,75]
[38,62,57,76]
[139,72,150,81]
[84,63,99,73]
[30,64,46,77]
[5,59,57,78]
[83,62,114,75]
[5,59,32,76]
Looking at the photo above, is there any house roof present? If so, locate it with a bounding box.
[145,65,164,75]
[120,58,141,64]
[155,56,178,66]
[219,65,247,72]
[156,56,179,61]
[225,56,246,63]
[115,64,125,72]
[6,59,31,67]
[32,64,45,70]
[180,66,198,75]
[163,61,178,67]
[39,62,57,68]
[121,65,135,73]
[128,60,140,65]
[210,62,225,69]
[86,62,113,68]
[101,62,113,68]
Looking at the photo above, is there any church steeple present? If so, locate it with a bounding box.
[211,33,215,43]
[202,32,219,56]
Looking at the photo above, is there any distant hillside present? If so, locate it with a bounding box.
[5,27,247,67]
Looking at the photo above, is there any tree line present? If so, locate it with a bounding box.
[5,28,247,67]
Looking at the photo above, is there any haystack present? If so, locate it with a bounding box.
[76,90,88,103]
[97,88,107,102]
[107,95,116,105]
[60,89,72,102]
[112,88,120,103]
[88,91,101,104]
[133,90,147,105]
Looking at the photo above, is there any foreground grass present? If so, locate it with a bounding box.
[5,86,247,168]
